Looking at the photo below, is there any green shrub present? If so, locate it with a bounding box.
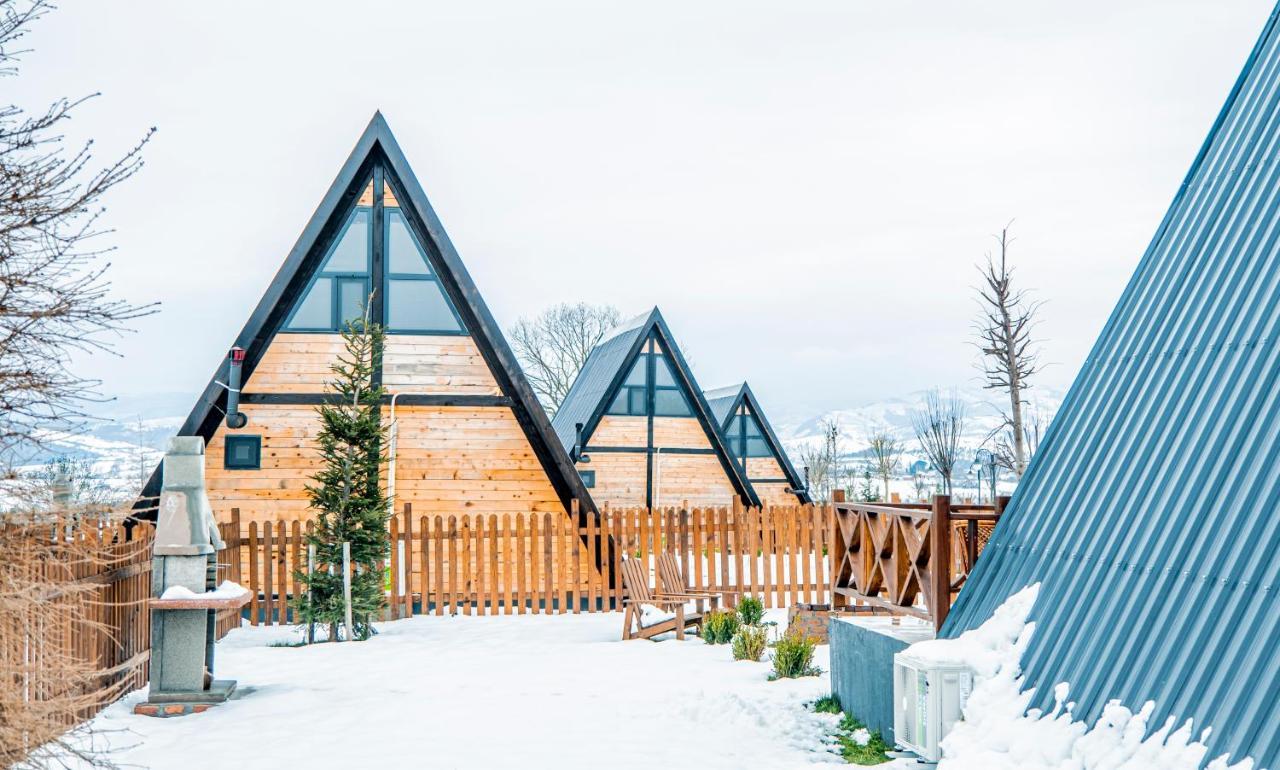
[811,696,893,765]
[702,608,739,644]
[769,628,821,679]
[731,624,768,661]
[736,595,764,626]
[812,694,842,714]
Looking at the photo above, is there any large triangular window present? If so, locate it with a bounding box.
[727,408,772,462]
[285,207,372,330]
[604,342,693,417]
[284,178,466,334]
[384,208,464,333]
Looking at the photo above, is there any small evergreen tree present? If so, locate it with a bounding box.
[294,311,389,641]
[857,466,880,503]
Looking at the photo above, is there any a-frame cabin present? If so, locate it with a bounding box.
[139,113,595,527]
[703,383,810,505]
[551,308,759,510]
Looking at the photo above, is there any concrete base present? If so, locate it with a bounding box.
[829,616,934,745]
[135,680,237,717]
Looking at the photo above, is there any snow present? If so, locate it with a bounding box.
[158,581,246,601]
[905,584,1260,770]
[75,609,910,770]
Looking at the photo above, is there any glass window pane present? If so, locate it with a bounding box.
[628,387,647,415]
[727,416,742,438]
[338,279,367,326]
[321,208,371,273]
[607,390,629,415]
[387,210,432,275]
[654,355,678,387]
[287,277,333,329]
[654,388,691,417]
[387,279,462,332]
[746,437,771,457]
[623,357,647,386]
[744,416,764,438]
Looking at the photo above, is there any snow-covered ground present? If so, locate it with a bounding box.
[83,610,907,770]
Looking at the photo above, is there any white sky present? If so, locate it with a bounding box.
[11,0,1276,420]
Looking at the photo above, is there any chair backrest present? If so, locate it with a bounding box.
[620,558,653,603]
[655,552,686,595]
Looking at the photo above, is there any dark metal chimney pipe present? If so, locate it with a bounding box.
[225,347,247,429]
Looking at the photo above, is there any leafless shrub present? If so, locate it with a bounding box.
[910,389,967,495]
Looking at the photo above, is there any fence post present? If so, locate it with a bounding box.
[830,490,847,611]
[995,495,1011,517]
[342,541,353,641]
[930,494,951,632]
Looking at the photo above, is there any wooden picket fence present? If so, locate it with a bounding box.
[1,514,242,761]
[234,502,833,625]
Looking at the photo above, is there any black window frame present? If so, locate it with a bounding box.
[579,469,596,488]
[382,208,467,335]
[224,434,262,470]
[284,205,375,332]
[605,351,693,418]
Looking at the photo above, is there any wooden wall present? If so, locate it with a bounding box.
[651,453,736,508]
[576,453,646,508]
[206,331,565,530]
[582,414,738,508]
[745,456,802,506]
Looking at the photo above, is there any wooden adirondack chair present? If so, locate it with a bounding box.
[655,551,737,611]
[620,558,705,641]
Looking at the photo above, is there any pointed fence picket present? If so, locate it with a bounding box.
[231,502,833,624]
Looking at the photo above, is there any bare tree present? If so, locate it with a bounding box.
[0,0,156,476]
[995,399,1052,473]
[796,417,842,502]
[974,225,1042,477]
[910,389,967,495]
[510,302,621,414]
[865,424,902,502]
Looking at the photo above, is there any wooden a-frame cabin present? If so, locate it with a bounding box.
[139,113,595,527]
[703,383,810,506]
[550,308,759,510]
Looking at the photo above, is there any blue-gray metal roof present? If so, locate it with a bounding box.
[943,5,1280,767]
[550,313,649,452]
[703,384,744,426]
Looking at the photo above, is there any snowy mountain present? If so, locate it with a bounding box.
[775,385,1064,495]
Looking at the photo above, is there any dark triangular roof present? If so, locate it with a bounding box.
[944,5,1280,767]
[703,382,811,504]
[551,308,760,507]
[138,113,595,517]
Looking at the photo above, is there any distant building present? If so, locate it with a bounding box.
[703,383,810,505]
[551,308,757,509]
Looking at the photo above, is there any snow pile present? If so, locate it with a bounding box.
[850,727,871,746]
[906,584,1258,770]
[159,580,246,601]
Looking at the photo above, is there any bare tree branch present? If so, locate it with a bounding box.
[910,389,966,495]
[973,224,1042,477]
[0,0,157,477]
[865,423,902,502]
[509,302,621,414]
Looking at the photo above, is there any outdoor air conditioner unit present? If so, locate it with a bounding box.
[892,652,974,762]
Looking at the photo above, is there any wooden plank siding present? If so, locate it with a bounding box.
[205,329,566,533]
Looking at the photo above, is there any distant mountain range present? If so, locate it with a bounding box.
[15,387,1064,501]
[776,385,1065,477]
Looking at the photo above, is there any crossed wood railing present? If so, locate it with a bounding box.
[829,492,1008,630]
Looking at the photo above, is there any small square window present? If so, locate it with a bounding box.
[225,435,262,470]
[579,469,596,488]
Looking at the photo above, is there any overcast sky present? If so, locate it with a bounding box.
[12,0,1277,420]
